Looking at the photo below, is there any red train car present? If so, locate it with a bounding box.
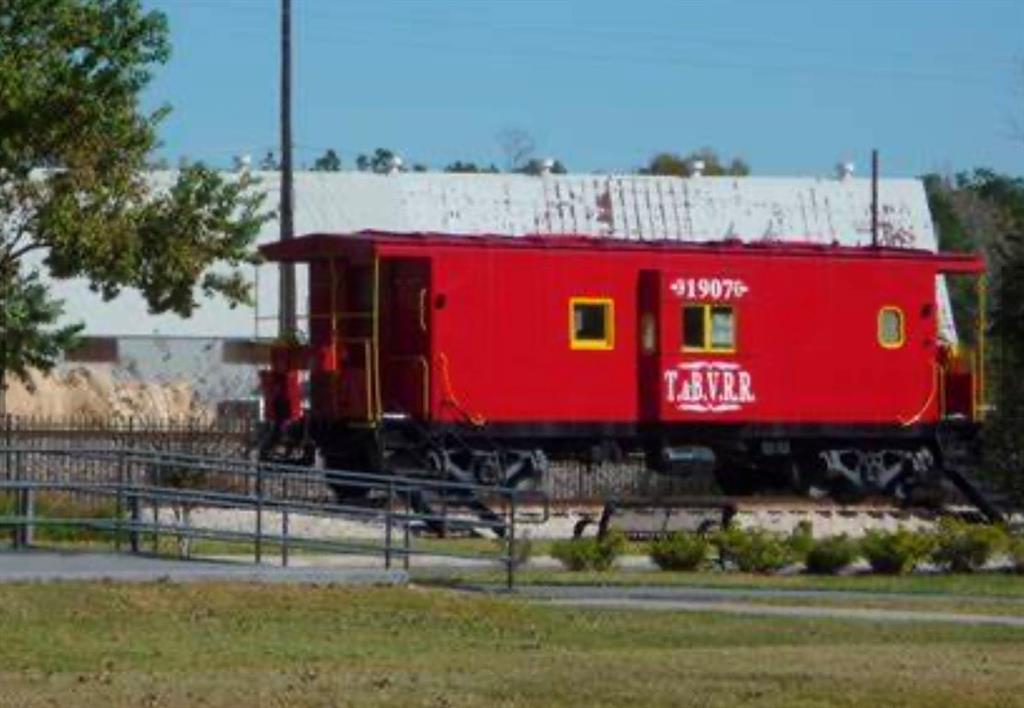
[261,231,985,501]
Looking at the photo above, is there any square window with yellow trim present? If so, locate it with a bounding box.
[878,306,904,349]
[681,304,736,353]
[570,298,614,350]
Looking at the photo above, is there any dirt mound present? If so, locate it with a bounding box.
[5,366,205,419]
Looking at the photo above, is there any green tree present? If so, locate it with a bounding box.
[0,0,266,401]
[923,173,985,344]
[258,150,280,170]
[979,172,1024,501]
[444,161,500,174]
[355,148,400,173]
[640,148,750,177]
[311,148,341,172]
[921,169,1024,499]
[519,158,568,176]
[0,270,82,410]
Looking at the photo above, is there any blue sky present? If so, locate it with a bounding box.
[144,0,1024,178]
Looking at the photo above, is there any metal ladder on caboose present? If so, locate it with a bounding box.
[935,421,1007,524]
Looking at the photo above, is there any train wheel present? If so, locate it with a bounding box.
[714,465,757,496]
[828,477,867,505]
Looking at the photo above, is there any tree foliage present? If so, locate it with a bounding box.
[518,158,568,176]
[0,269,83,390]
[258,151,280,170]
[355,148,401,173]
[444,161,500,174]
[496,128,536,172]
[980,173,1024,501]
[0,0,267,385]
[927,169,1024,500]
[640,148,750,177]
[311,148,341,172]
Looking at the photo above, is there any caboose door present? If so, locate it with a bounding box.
[637,269,663,422]
[379,257,433,419]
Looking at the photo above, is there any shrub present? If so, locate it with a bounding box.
[713,526,794,574]
[860,528,935,575]
[931,519,1008,573]
[650,532,710,571]
[551,529,626,572]
[786,520,815,558]
[804,535,859,575]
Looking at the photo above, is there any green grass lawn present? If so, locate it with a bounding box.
[0,582,1023,707]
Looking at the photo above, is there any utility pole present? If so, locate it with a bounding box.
[871,149,879,248]
[279,0,297,337]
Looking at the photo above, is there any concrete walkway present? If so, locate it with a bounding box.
[515,585,1024,628]
[0,551,407,585]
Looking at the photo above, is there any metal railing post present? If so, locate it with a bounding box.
[23,476,34,548]
[384,481,394,570]
[115,449,125,552]
[255,462,263,564]
[403,486,411,571]
[281,476,289,568]
[129,459,140,554]
[441,489,448,539]
[12,450,23,549]
[507,489,517,591]
[151,488,160,555]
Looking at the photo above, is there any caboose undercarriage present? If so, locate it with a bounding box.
[284,415,977,510]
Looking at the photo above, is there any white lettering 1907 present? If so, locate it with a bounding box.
[669,277,749,300]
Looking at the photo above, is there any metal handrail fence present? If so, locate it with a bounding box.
[0,446,548,588]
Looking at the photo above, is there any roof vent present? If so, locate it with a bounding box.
[386,155,403,175]
[837,162,855,180]
[539,158,555,176]
[690,160,705,177]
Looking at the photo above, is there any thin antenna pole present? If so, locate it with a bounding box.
[871,149,879,248]
[279,0,297,336]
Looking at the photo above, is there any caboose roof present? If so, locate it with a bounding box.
[262,230,984,274]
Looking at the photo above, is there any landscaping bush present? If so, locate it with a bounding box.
[931,519,1008,573]
[650,531,710,571]
[860,528,935,575]
[786,520,815,558]
[713,526,794,573]
[804,535,859,575]
[551,529,626,572]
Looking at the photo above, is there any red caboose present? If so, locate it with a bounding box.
[261,231,985,500]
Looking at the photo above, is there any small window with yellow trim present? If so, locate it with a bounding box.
[570,298,614,350]
[682,304,736,353]
[878,306,905,349]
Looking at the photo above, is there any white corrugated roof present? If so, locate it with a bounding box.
[31,171,942,338]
